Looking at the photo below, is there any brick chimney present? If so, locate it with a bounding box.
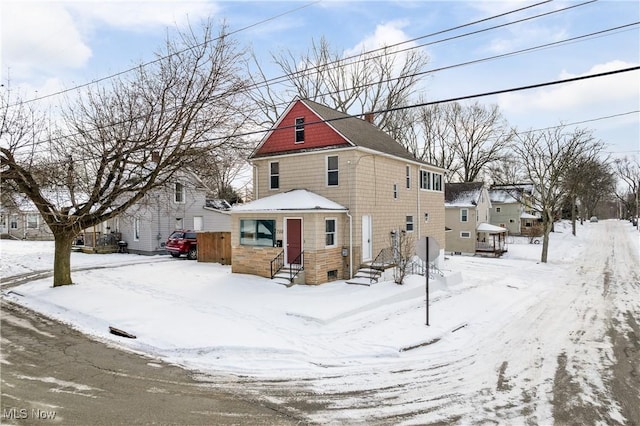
[363,112,374,123]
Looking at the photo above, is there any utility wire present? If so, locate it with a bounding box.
[15,20,637,151]
[10,66,639,163]
[12,0,565,106]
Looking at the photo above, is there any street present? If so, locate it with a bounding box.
[0,300,301,425]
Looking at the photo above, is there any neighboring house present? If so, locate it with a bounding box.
[0,193,54,240]
[230,98,446,285]
[112,174,231,255]
[489,184,539,236]
[444,182,506,256]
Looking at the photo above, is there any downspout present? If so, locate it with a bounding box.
[252,163,258,200]
[347,210,353,279]
[417,167,421,237]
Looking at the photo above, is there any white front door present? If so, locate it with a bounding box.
[362,215,372,261]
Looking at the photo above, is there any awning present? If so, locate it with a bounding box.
[476,223,507,233]
[520,212,538,219]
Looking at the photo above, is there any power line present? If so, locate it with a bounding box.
[10,66,638,163]
[9,3,620,150]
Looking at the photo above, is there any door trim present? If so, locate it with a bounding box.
[285,217,303,265]
[362,215,372,262]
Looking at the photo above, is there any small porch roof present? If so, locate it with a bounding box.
[231,189,348,213]
[520,212,539,219]
[477,222,508,233]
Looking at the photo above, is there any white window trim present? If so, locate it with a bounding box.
[294,117,304,144]
[326,155,339,187]
[406,165,411,189]
[460,208,469,222]
[134,218,140,241]
[393,183,398,199]
[460,231,471,238]
[174,182,186,204]
[26,214,39,229]
[269,161,279,190]
[406,215,414,232]
[325,217,337,248]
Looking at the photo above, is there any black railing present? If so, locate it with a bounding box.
[368,247,395,284]
[288,251,304,282]
[270,250,285,279]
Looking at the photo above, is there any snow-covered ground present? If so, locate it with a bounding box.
[2,220,638,424]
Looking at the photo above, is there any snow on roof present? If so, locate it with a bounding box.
[231,189,347,213]
[488,189,519,204]
[477,222,507,233]
[444,182,484,207]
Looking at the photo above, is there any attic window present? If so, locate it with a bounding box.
[295,117,304,143]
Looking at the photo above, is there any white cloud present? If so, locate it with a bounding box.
[345,20,414,56]
[1,2,92,78]
[498,60,640,113]
[68,0,219,31]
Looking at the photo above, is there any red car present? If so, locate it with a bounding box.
[165,230,198,260]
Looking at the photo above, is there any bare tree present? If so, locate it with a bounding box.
[563,153,613,235]
[613,156,640,221]
[1,21,249,286]
[512,126,604,263]
[401,101,513,182]
[391,229,415,285]
[248,36,430,132]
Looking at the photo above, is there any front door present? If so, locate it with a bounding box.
[362,215,372,261]
[286,218,302,264]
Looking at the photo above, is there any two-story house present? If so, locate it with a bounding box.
[489,183,539,236]
[230,99,446,285]
[444,182,506,256]
[114,173,231,255]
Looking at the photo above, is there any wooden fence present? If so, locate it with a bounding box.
[197,232,231,264]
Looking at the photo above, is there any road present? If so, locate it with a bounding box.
[0,300,301,425]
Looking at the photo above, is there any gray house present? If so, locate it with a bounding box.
[115,175,231,255]
[0,193,53,240]
[489,184,539,236]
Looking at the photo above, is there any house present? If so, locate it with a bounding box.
[444,182,507,256]
[488,184,539,236]
[110,174,231,255]
[0,193,53,240]
[230,98,446,285]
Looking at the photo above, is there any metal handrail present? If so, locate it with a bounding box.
[369,247,395,284]
[270,250,285,279]
[288,251,304,282]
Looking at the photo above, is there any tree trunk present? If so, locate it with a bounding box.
[571,195,577,236]
[540,209,553,263]
[53,232,74,287]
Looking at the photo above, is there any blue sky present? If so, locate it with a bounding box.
[2,0,639,158]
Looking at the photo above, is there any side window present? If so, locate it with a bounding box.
[174,182,185,203]
[134,218,140,241]
[461,208,468,222]
[295,118,304,143]
[460,231,471,238]
[269,161,279,190]
[393,183,398,199]
[406,215,414,232]
[26,214,39,229]
[432,173,442,191]
[327,156,339,186]
[325,218,336,247]
[420,170,431,190]
[406,165,411,189]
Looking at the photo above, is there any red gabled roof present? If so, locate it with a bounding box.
[251,99,352,158]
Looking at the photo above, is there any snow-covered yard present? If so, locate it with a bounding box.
[2,220,638,424]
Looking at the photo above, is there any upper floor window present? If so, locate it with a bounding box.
[295,117,304,143]
[134,218,140,241]
[496,207,501,213]
[325,218,337,247]
[26,214,38,229]
[327,155,339,186]
[406,165,411,189]
[420,170,431,190]
[10,215,18,229]
[174,182,185,203]
[460,208,469,222]
[269,161,279,189]
[393,183,398,199]
[432,173,442,191]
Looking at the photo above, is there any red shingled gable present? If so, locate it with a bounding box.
[253,101,350,157]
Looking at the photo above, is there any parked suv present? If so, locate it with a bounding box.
[165,230,198,260]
